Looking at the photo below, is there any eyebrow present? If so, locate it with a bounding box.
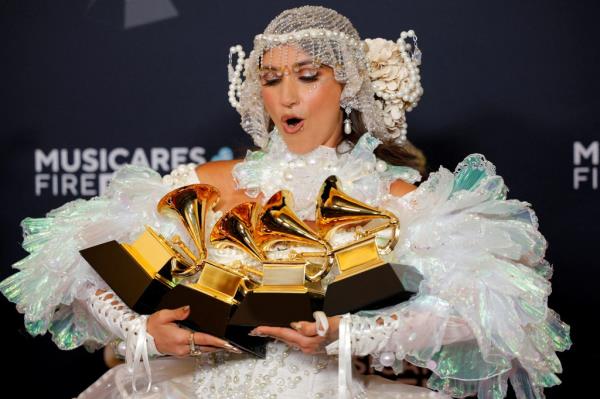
[260,60,316,71]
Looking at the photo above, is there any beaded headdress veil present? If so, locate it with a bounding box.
[227,5,423,148]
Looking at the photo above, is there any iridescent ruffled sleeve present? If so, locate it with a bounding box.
[0,165,194,351]
[327,154,571,399]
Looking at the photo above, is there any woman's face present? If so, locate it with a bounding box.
[260,45,344,154]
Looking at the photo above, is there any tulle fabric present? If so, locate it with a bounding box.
[1,146,570,398]
[328,154,571,398]
[0,165,189,351]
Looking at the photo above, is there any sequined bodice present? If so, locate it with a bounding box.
[194,341,340,399]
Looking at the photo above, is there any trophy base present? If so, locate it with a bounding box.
[229,289,324,327]
[80,240,173,314]
[323,262,413,315]
[223,325,268,358]
[158,284,268,358]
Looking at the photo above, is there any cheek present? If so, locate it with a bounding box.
[260,89,274,110]
[305,83,342,119]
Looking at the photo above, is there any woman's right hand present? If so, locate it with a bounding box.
[147,305,242,356]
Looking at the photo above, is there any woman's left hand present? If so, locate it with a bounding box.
[249,315,341,354]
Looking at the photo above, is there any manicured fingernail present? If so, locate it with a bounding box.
[290,322,301,330]
[222,342,242,354]
[248,330,267,337]
[182,305,190,312]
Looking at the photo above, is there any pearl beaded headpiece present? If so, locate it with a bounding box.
[227,5,423,148]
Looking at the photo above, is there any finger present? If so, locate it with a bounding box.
[193,332,228,348]
[194,332,242,353]
[175,345,221,358]
[195,345,244,354]
[157,305,191,323]
[253,326,310,347]
[290,321,317,337]
[196,345,222,353]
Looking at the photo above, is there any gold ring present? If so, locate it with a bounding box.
[189,332,202,356]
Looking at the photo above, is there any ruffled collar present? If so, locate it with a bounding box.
[232,130,421,221]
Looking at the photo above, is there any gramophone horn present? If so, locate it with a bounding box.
[157,184,220,275]
[316,175,399,253]
[254,190,328,251]
[210,202,265,261]
[253,190,333,281]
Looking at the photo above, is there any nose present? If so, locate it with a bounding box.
[279,73,299,108]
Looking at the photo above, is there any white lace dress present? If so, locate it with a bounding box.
[0,132,570,399]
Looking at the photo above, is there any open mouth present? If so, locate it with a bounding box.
[287,117,302,126]
[282,116,305,134]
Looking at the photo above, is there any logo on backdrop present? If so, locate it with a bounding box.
[573,141,598,190]
[87,0,179,30]
[34,146,233,197]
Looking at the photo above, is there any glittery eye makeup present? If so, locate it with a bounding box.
[298,67,320,81]
[259,59,322,86]
[259,70,283,85]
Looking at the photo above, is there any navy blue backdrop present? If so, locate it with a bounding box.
[1,1,597,397]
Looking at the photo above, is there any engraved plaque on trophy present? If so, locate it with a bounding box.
[317,176,414,315]
[229,259,325,327]
[222,193,329,327]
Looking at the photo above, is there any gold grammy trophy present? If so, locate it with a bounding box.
[155,184,268,357]
[80,223,188,314]
[317,176,413,315]
[217,191,331,327]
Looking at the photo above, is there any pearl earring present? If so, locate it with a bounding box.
[343,106,352,134]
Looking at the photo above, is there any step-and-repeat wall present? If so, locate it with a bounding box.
[1,1,596,397]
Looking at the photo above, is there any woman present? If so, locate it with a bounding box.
[1,6,570,399]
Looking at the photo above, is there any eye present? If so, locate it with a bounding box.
[259,70,281,86]
[298,67,319,82]
[261,78,280,86]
